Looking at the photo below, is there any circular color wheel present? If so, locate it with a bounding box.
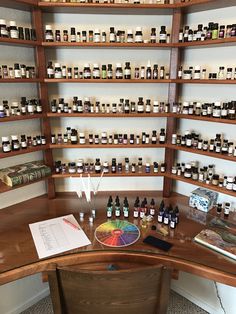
[95,220,140,247]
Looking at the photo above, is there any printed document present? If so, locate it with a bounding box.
[29,214,91,258]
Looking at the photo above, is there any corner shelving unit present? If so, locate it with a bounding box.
[0,0,236,200]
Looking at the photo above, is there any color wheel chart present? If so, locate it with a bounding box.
[95,220,140,247]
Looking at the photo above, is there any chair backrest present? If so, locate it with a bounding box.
[48,262,171,314]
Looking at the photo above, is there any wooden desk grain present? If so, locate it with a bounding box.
[0,192,235,286]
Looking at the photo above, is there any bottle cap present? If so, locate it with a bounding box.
[136,27,142,32]
[0,19,6,25]
[11,135,18,140]
[79,132,85,137]
[84,97,89,101]
[93,64,99,68]
[127,29,133,34]
[2,136,9,141]
[84,63,90,68]
[9,21,17,27]
[45,25,52,30]
[94,29,100,33]
[153,100,159,105]
[116,63,121,67]
[194,65,201,71]
[54,63,61,68]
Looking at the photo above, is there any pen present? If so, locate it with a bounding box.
[63,218,80,230]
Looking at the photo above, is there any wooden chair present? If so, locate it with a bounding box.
[48,260,171,314]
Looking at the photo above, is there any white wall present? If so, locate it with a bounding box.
[1,5,236,314]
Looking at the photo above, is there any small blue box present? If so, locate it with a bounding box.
[189,188,218,213]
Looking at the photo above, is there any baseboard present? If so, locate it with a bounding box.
[171,283,223,314]
[5,287,50,314]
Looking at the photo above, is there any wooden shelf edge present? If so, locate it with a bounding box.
[166,144,236,162]
[0,114,45,123]
[38,2,176,9]
[52,172,164,178]
[44,79,171,83]
[49,143,166,149]
[0,145,49,159]
[172,79,236,84]
[168,113,236,125]
[0,176,48,194]
[165,173,236,197]
[175,37,236,48]
[47,113,170,118]
[0,78,42,83]
[0,38,40,47]
[42,42,172,48]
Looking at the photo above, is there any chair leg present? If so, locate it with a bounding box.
[48,270,63,314]
[155,267,172,314]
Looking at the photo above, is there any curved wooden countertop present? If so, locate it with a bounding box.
[0,192,235,286]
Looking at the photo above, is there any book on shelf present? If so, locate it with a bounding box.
[194,218,236,261]
[0,161,51,187]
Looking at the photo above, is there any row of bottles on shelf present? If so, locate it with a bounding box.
[179,22,236,43]
[0,98,41,118]
[42,0,175,4]
[47,62,169,80]
[0,19,36,41]
[0,64,36,79]
[171,131,236,157]
[45,25,170,43]
[50,97,169,114]
[1,134,46,153]
[1,97,235,120]
[172,101,236,120]
[54,158,166,174]
[171,161,236,192]
[51,128,166,145]
[178,65,236,80]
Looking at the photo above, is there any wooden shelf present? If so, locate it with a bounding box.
[0,38,40,47]
[0,78,42,83]
[42,42,172,48]
[50,143,165,149]
[166,144,236,162]
[175,37,236,49]
[0,145,49,159]
[47,112,170,118]
[52,170,164,178]
[165,173,236,197]
[0,177,48,194]
[38,2,176,14]
[168,113,236,125]
[0,0,37,11]
[172,79,236,85]
[44,78,171,83]
[0,114,45,123]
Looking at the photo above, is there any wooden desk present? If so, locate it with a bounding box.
[0,192,235,286]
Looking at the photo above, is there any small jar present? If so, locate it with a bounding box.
[83,64,91,79]
[101,132,107,144]
[79,132,86,144]
[2,136,11,153]
[103,161,109,173]
[9,21,18,39]
[45,25,54,42]
[115,63,123,79]
[184,163,192,178]
[54,63,62,79]
[92,64,100,79]
[11,135,20,150]
[77,160,84,174]
[226,177,234,190]
[212,174,219,186]
[68,162,76,174]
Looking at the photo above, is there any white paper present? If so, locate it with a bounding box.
[29,214,91,259]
